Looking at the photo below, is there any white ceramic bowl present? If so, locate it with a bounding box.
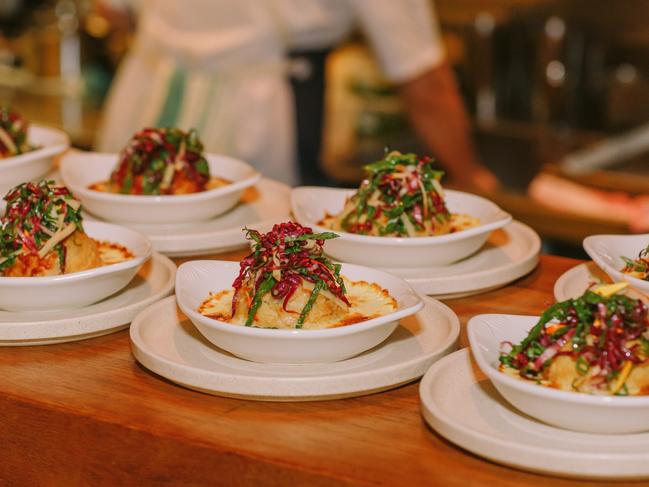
[175,260,423,364]
[291,186,511,267]
[60,151,261,224]
[584,234,649,295]
[0,124,69,194]
[468,313,649,434]
[0,221,152,311]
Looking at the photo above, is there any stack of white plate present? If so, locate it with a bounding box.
[0,223,176,346]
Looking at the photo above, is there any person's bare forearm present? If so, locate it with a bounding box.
[398,63,498,191]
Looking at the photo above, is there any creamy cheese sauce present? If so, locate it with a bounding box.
[89,176,229,195]
[199,278,397,330]
[97,241,134,265]
[320,212,480,237]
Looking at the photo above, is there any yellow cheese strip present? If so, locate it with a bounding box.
[593,282,629,298]
[611,360,633,395]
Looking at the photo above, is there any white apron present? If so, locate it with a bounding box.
[96,0,298,185]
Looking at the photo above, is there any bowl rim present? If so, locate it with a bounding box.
[583,234,649,291]
[0,124,69,169]
[291,186,512,246]
[0,220,152,286]
[468,313,649,406]
[60,151,261,205]
[175,259,424,338]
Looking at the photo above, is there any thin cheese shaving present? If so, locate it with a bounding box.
[0,127,17,155]
[400,213,416,237]
[38,222,76,258]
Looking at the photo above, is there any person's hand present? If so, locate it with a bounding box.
[529,172,649,233]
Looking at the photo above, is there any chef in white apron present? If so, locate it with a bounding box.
[97,0,494,189]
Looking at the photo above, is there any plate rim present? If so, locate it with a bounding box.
[388,220,540,295]
[130,294,459,400]
[0,252,176,344]
[553,261,623,302]
[553,262,592,302]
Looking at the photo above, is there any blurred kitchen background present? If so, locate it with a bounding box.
[1,0,649,257]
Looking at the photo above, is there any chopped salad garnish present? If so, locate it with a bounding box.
[110,127,210,195]
[232,222,349,328]
[325,151,453,237]
[622,244,649,280]
[0,107,30,158]
[0,181,82,272]
[500,288,649,395]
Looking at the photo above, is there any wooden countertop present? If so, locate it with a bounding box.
[1,253,643,486]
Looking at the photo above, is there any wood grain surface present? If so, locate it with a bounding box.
[1,254,644,486]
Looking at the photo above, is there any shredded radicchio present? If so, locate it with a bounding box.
[232,222,349,327]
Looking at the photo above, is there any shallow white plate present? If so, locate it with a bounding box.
[0,221,152,311]
[554,261,648,303]
[176,260,423,364]
[584,234,649,295]
[60,151,261,223]
[0,253,175,346]
[383,221,540,298]
[291,186,511,267]
[130,294,459,401]
[420,349,649,480]
[468,313,649,434]
[554,261,612,301]
[83,178,291,257]
[0,124,69,194]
